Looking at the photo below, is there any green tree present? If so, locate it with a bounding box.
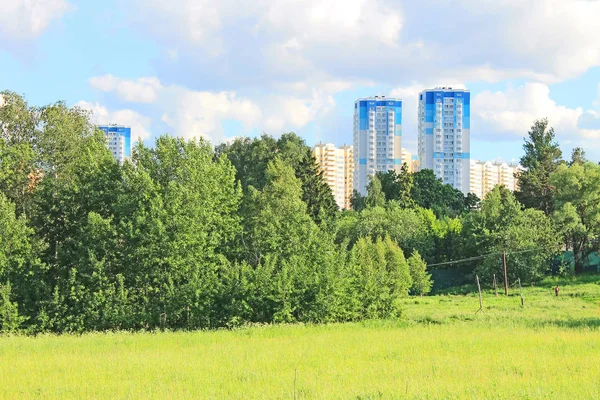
[463,186,560,283]
[515,119,563,215]
[365,175,386,208]
[335,203,435,263]
[375,164,415,208]
[411,169,467,217]
[350,236,411,319]
[570,147,586,166]
[407,251,432,296]
[0,282,27,333]
[350,190,366,212]
[217,133,337,223]
[550,162,600,273]
[0,92,39,216]
[0,193,46,325]
[0,91,38,144]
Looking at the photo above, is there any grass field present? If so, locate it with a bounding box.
[1,275,599,399]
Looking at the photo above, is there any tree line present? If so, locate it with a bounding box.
[0,91,598,333]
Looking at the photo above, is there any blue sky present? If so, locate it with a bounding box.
[1,0,600,162]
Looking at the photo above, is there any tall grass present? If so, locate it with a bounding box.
[1,276,599,399]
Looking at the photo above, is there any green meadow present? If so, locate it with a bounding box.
[1,275,599,400]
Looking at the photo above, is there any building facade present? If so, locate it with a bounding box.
[469,160,523,199]
[400,148,419,173]
[353,96,402,195]
[418,87,470,193]
[313,143,354,210]
[98,125,131,164]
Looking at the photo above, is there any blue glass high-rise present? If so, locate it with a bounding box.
[353,96,402,195]
[97,125,131,164]
[418,87,470,193]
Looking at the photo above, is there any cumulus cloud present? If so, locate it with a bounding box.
[75,101,152,144]
[387,81,600,160]
[89,75,162,103]
[128,0,600,87]
[159,89,262,142]
[0,0,70,41]
[473,83,584,140]
[472,83,600,159]
[87,74,351,143]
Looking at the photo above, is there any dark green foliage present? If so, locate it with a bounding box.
[515,119,563,215]
[550,162,600,273]
[411,169,470,217]
[217,133,337,224]
[375,164,415,208]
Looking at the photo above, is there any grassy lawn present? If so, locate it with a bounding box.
[1,275,599,399]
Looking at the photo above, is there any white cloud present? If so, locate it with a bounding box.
[89,75,162,103]
[75,101,152,144]
[159,89,261,143]
[134,0,402,56]
[387,81,600,160]
[474,83,584,140]
[472,83,600,160]
[0,0,70,41]
[128,0,600,86]
[87,74,352,143]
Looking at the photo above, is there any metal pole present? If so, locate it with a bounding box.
[503,251,509,296]
[518,278,524,307]
[476,275,483,313]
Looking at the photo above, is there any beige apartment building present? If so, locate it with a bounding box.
[313,143,354,210]
[469,160,523,199]
[401,148,419,173]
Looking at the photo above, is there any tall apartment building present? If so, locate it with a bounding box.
[418,87,470,193]
[313,143,354,210]
[353,96,402,195]
[98,125,131,164]
[469,160,523,199]
[401,148,419,173]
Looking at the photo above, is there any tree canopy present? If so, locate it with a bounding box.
[0,91,593,334]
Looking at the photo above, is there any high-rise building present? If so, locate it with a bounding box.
[469,160,523,199]
[313,143,354,210]
[353,96,402,194]
[418,87,470,193]
[98,125,131,164]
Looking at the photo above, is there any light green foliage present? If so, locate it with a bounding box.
[0,193,45,321]
[463,186,560,283]
[0,93,591,334]
[551,162,600,272]
[245,157,314,263]
[365,175,386,208]
[336,203,434,261]
[0,90,38,144]
[0,282,27,332]
[351,237,411,318]
[407,250,432,295]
